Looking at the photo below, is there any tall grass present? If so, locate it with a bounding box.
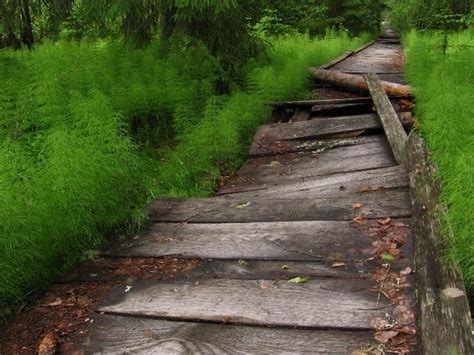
[404,30,474,290]
[0,32,370,316]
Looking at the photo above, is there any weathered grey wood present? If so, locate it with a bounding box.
[219,164,408,198]
[365,73,408,165]
[60,259,373,283]
[106,220,411,263]
[319,40,376,70]
[272,97,375,108]
[97,278,392,329]
[230,140,397,192]
[407,133,473,354]
[146,188,411,223]
[249,134,378,156]
[310,102,372,116]
[83,315,377,354]
[252,114,381,146]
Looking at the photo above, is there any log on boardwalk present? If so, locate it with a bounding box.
[309,68,411,97]
[365,73,408,165]
[407,133,473,354]
[83,314,377,354]
[97,279,393,329]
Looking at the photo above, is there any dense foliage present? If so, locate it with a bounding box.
[388,0,472,32]
[404,30,474,290]
[0,29,370,316]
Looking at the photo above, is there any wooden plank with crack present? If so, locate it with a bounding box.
[407,133,473,354]
[105,220,412,263]
[252,114,381,146]
[145,188,412,223]
[364,73,408,164]
[96,278,393,329]
[82,314,377,354]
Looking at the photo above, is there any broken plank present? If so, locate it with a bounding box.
[407,133,473,354]
[272,97,375,108]
[97,278,392,329]
[219,164,409,198]
[289,108,311,122]
[252,114,381,145]
[83,315,377,354]
[146,188,411,223]
[106,220,411,263]
[310,102,372,116]
[365,73,408,165]
[233,140,397,192]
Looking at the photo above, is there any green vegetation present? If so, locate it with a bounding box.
[0,26,370,316]
[404,30,474,290]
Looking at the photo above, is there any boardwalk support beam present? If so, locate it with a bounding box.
[365,73,408,164]
[407,133,473,354]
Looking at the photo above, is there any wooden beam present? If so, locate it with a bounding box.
[364,73,408,164]
[407,133,474,354]
[319,40,376,70]
[83,315,377,354]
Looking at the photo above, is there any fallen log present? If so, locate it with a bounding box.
[309,68,412,97]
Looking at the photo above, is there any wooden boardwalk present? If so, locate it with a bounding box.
[78,31,472,354]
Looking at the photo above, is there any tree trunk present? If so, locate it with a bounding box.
[20,0,34,48]
[309,68,412,97]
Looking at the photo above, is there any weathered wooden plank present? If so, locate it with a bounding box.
[365,73,408,165]
[319,40,376,70]
[97,278,392,329]
[60,259,373,283]
[106,220,411,263]
[232,141,397,192]
[83,315,377,354]
[249,134,378,156]
[310,102,372,117]
[146,188,411,223]
[407,133,473,354]
[219,164,408,198]
[252,114,381,145]
[272,97,375,108]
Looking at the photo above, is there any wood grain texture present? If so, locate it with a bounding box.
[146,188,411,223]
[407,133,473,354]
[97,278,391,329]
[83,314,377,354]
[364,73,408,164]
[252,114,381,145]
[106,221,400,262]
[219,164,408,197]
[272,97,375,108]
[319,40,376,70]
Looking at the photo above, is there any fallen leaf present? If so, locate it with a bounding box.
[442,287,465,298]
[281,264,289,270]
[37,332,58,355]
[230,202,251,209]
[378,218,392,225]
[375,330,399,344]
[359,186,370,193]
[352,202,363,209]
[330,262,347,268]
[393,305,415,325]
[44,298,63,307]
[288,276,310,284]
[352,215,366,225]
[269,160,282,168]
[370,317,392,330]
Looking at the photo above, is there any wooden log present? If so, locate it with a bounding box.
[272,97,375,108]
[83,315,377,354]
[97,278,393,329]
[364,73,408,165]
[309,68,412,97]
[407,133,474,354]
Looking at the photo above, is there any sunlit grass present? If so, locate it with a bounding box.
[404,30,474,291]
